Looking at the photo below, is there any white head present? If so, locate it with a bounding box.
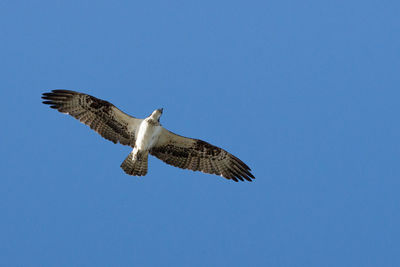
[149,108,163,122]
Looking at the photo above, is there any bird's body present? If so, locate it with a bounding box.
[122,110,163,176]
[42,90,255,182]
[135,110,163,152]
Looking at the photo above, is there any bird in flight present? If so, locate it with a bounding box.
[42,90,254,182]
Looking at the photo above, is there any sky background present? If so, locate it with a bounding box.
[1,0,399,266]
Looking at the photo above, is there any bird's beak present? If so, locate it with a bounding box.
[159,108,164,113]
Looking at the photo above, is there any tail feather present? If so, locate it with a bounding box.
[120,151,148,176]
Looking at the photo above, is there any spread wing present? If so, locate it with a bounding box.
[150,128,255,182]
[42,90,142,146]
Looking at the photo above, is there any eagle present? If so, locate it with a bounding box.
[42,90,255,182]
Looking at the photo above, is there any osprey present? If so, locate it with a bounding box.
[42,90,255,182]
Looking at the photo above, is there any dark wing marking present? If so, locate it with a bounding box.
[150,128,255,182]
[42,90,142,146]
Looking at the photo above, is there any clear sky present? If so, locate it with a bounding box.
[1,0,399,266]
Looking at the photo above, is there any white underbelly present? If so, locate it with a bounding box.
[135,122,162,151]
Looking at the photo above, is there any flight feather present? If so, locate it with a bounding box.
[42,90,141,145]
[151,129,255,182]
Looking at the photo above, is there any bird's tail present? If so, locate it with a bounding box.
[120,150,148,176]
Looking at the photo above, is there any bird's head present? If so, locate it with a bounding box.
[150,108,163,122]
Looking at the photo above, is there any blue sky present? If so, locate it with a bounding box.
[1,0,399,266]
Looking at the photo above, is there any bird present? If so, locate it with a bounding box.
[42,90,255,182]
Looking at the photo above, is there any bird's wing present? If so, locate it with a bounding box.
[42,90,142,146]
[150,128,255,182]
